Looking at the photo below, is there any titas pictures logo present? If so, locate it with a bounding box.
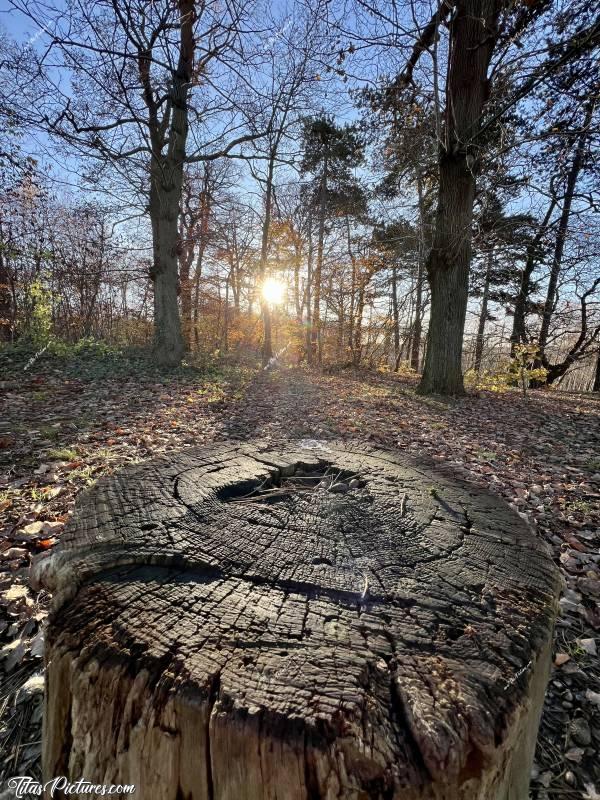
[6,777,136,797]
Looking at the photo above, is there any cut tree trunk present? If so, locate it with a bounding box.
[34,441,559,800]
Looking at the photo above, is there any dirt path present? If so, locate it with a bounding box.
[1,358,599,797]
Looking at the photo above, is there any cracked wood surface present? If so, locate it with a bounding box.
[36,441,561,799]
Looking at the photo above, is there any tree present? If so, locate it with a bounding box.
[414,0,502,395]
[300,116,365,363]
[8,0,269,365]
[371,221,420,370]
[470,194,532,373]
[354,0,599,393]
[369,101,437,372]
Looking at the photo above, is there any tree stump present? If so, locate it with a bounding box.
[34,441,560,800]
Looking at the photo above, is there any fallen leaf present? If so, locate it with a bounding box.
[0,638,26,671]
[42,486,61,499]
[1,584,29,603]
[22,521,45,535]
[578,637,597,656]
[37,538,56,550]
[583,783,600,800]
[565,747,585,763]
[30,628,44,658]
[586,689,600,708]
[554,652,571,666]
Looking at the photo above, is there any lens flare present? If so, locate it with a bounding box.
[261,277,285,305]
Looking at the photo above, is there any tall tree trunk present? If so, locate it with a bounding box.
[193,173,210,350]
[348,257,356,358]
[305,212,313,363]
[147,0,196,367]
[0,239,12,343]
[418,0,500,395]
[179,237,194,351]
[353,279,365,367]
[345,214,357,365]
[311,154,328,364]
[410,169,427,372]
[150,175,185,366]
[593,353,600,392]
[474,250,493,373]
[259,152,275,365]
[510,198,557,352]
[410,262,424,372]
[537,102,594,360]
[222,274,230,353]
[391,265,401,370]
[294,242,302,322]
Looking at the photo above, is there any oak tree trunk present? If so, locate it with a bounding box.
[419,155,476,394]
[147,0,196,368]
[150,178,186,367]
[418,0,501,395]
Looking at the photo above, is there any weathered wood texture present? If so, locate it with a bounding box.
[35,441,560,800]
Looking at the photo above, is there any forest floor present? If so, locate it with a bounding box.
[1,347,599,798]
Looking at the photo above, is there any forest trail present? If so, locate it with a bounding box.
[1,357,600,789]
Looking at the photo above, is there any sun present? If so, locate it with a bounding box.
[261,277,285,305]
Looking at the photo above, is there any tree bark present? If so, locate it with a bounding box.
[178,215,195,351]
[352,277,365,367]
[146,0,196,367]
[391,265,401,370]
[410,169,427,372]
[37,441,560,800]
[311,153,328,364]
[418,0,501,395]
[593,353,600,392]
[259,153,275,365]
[305,212,313,363]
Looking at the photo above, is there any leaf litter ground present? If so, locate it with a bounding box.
[1,355,599,798]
